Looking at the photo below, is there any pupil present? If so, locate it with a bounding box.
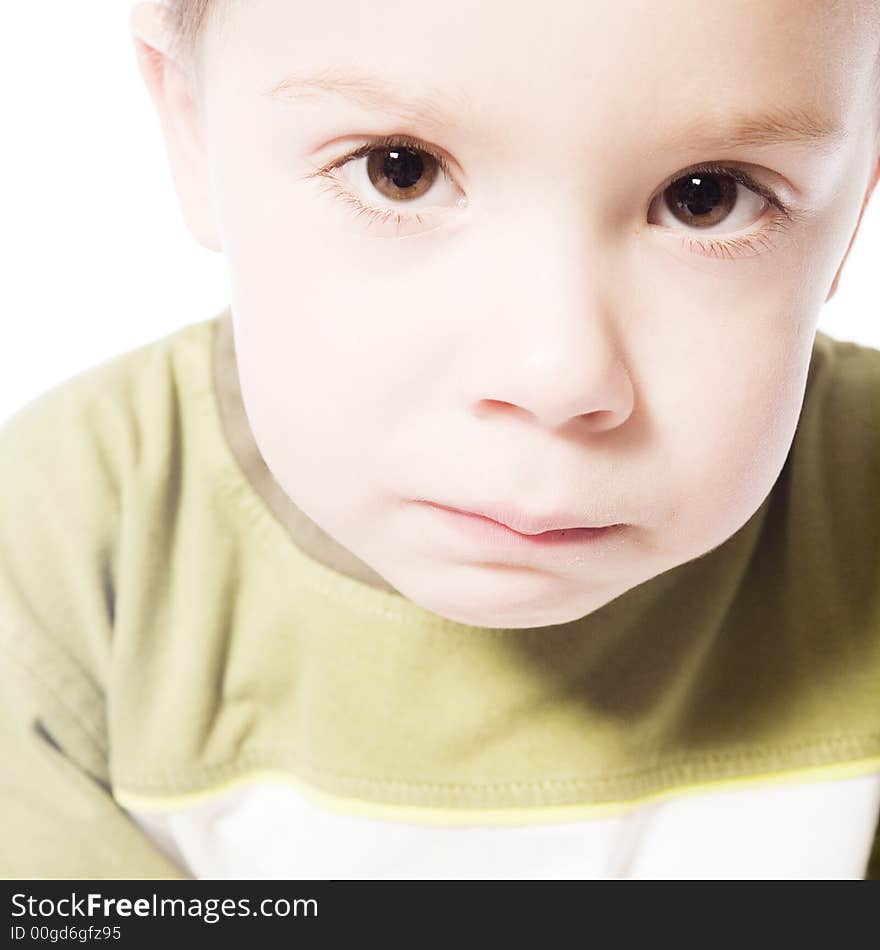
[678,175,722,217]
[384,147,424,189]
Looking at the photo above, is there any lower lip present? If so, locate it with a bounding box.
[422,503,626,548]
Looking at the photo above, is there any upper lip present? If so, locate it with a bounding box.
[423,501,621,535]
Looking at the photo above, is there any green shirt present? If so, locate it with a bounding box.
[1,308,878,879]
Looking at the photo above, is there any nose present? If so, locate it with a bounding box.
[467,201,635,433]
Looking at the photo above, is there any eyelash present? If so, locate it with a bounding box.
[307,133,457,235]
[307,134,799,259]
[653,159,797,260]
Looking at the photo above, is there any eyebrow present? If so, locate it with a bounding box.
[661,106,848,154]
[262,68,473,132]
[263,68,849,153]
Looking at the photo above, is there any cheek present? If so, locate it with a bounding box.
[235,324,383,470]
[654,300,814,546]
[232,292,434,527]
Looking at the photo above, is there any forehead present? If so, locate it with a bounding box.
[206,0,879,148]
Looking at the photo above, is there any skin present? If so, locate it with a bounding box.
[130,0,880,629]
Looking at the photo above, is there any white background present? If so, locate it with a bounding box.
[2,1,878,426]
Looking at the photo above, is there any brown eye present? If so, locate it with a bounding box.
[662,171,739,229]
[365,145,439,201]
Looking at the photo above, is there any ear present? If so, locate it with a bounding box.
[825,149,880,302]
[129,1,222,253]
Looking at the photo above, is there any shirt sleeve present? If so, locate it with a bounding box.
[0,637,188,879]
[0,350,190,879]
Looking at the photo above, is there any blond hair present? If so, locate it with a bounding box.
[164,0,880,155]
[163,0,218,76]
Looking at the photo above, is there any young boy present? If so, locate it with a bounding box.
[1,0,879,879]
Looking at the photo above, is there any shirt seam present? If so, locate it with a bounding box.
[114,731,880,795]
[0,633,107,760]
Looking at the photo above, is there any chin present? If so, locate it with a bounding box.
[402,583,611,630]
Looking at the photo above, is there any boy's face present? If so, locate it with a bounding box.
[138,0,879,629]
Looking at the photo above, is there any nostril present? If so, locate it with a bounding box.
[478,399,523,418]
